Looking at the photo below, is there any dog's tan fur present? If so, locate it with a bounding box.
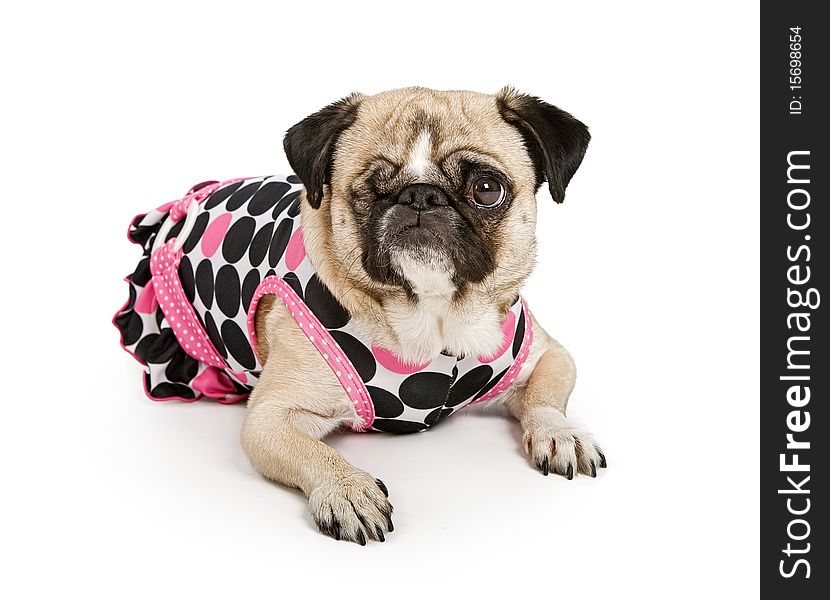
[242,87,604,544]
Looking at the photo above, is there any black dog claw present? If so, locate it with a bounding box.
[566,464,574,480]
[598,451,607,469]
[541,456,550,476]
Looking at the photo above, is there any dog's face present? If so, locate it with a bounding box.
[284,87,589,304]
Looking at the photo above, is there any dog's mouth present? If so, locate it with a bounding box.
[389,224,444,247]
[383,204,456,246]
[359,206,457,287]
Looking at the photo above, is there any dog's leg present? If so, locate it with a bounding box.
[506,320,606,479]
[242,299,393,544]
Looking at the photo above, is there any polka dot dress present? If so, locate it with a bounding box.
[114,176,534,432]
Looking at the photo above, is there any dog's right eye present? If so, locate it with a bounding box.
[469,176,506,207]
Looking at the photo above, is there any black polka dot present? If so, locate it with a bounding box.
[131,257,151,287]
[248,222,274,267]
[195,260,214,309]
[287,196,302,217]
[215,265,241,318]
[272,190,301,218]
[330,331,376,383]
[204,311,226,358]
[232,380,252,396]
[447,365,494,407]
[371,419,427,434]
[221,320,256,370]
[123,280,136,304]
[150,382,196,399]
[242,269,261,313]
[269,219,292,268]
[512,309,526,358]
[282,272,304,300]
[474,367,509,400]
[248,181,291,215]
[129,215,156,246]
[398,372,453,409]
[165,219,184,242]
[366,385,404,418]
[304,274,350,328]
[134,329,180,364]
[222,216,256,264]
[179,256,195,304]
[204,181,243,209]
[155,308,165,329]
[165,349,199,383]
[226,181,262,211]
[115,307,142,346]
[425,407,453,426]
[286,174,301,183]
[182,212,210,254]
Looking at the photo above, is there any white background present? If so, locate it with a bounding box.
[1,1,759,598]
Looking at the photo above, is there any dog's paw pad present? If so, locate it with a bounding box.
[309,472,393,544]
[522,409,606,479]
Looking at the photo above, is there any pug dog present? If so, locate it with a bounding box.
[242,87,605,543]
[116,85,604,543]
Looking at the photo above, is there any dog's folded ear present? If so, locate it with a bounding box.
[283,93,364,209]
[496,87,590,203]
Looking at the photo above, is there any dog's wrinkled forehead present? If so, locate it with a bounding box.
[284,86,590,210]
[332,88,534,190]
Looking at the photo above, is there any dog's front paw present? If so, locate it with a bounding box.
[522,407,606,479]
[308,471,394,544]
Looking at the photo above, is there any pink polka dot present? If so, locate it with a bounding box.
[284,227,306,271]
[133,280,158,314]
[201,213,232,257]
[372,345,429,374]
[477,311,516,363]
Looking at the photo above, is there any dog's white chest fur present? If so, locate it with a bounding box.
[381,253,506,363]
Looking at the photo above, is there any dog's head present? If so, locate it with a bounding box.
[284,87,589,304]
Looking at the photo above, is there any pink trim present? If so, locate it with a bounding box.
[170,180,223,221]
[153,200,176,215]
[141,369,202,403]
[112,283,203,404]
[126,178,248,246]
[125,214,144,246]
[150,239,227,368]
[116,177,252,405]
[246,276,375,431]
[114,296,247,405]
[186,180,221,195]
[472,299,534,405]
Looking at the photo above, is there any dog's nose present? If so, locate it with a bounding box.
[396,184,449,210]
